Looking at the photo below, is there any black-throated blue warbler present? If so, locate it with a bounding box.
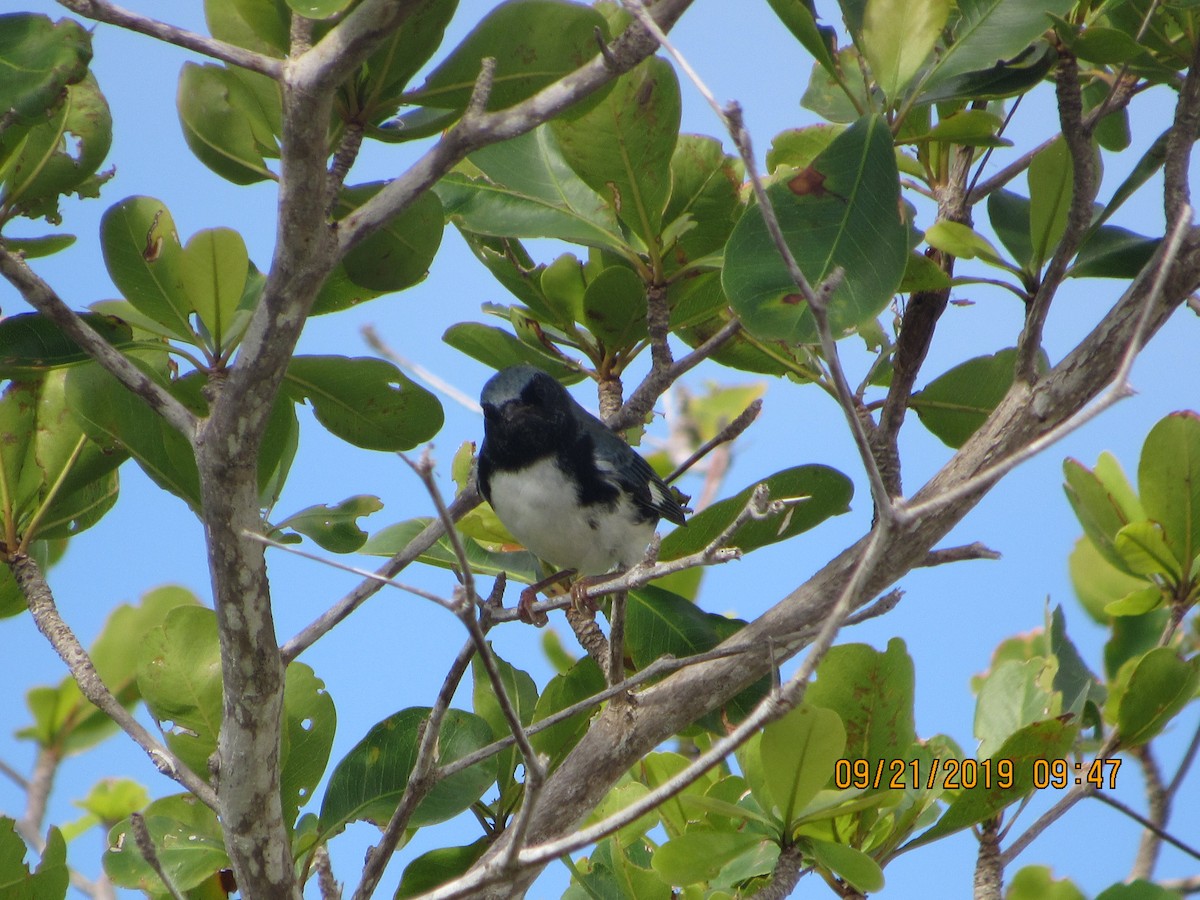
[478,365,687,621]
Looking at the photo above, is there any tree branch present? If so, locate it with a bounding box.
[1015,48,1101,384]
[54,0,282,77]
[280,482,481,662]
[9,553,218,809]
[0,247,197,439]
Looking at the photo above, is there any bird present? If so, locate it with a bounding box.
[477,365,687,623]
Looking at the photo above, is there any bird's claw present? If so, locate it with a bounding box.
[517,587,550,627]
[570,576,600,615]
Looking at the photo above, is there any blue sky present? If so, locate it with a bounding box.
[2,1,1199,897]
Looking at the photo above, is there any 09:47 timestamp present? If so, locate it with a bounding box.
[1033,757,1121,790]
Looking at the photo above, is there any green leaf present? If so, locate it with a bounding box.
[807,639,916,768]
[1006,865,1086,900]
[442,322,582,380]
[434,126,625,252]
[0,313,134,378]
[396,839,491,898]
[760,705,846,822]
[662,135,743,270]
[923,220,1012,268]
[412,0,607,112]
[181,227,248,353]
[551,57,681,242]
[284,355,443,451]
[624,586,722,672]
[75,779,150,825]
[765,0,838,76]
[0,234,75,258]
[529,657,605,764]
[100,196,193,340]
[651,830,767,887]
[177,62,276,185]
[1,370,125,545]
[104,795,228,893]
[909,717,1078,847]
[862,0,950,99]
[1048,606,1105,716]
[277,495,383,553]
[581,264,646,349]
[912,109,1012,148]
[1063,456,1140,574]
[0,819,67,900]
[1096,880,1189,900]
[0,14,91,125]
[2,73,111,222]
[1104,586,1164,618]
[471,647,537,801]
[318,707,497,837]
[203,0,290,56]
[1139,412,1200,570]
[136,606,223,780]
[17,586,199,752]
[1114,521,1181,581]
[1070,224,1159,279]
[280,662,336,827]
[806,838,885,892]
[912,348,1046,448]
[974,658,1058,759]
[1028,138,1072,272]
[577,837,673,899]
[362,517,542,584]
[987,189,1034,271]
[348,0,458,125]
[65,360,202,510]
[920,0,1075,95]
[659,465,853,561]
[336,184,443,293]
[723,115,907,344]
[766,125,844,173]
[1115,648,1200,747]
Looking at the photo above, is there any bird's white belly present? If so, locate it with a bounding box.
[487,457,654,575]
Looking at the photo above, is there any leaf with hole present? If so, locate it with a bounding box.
[723,115,907,345]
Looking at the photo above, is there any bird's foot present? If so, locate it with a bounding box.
[569,575,605,616]
[515,568,577,627]
[517,587,550,627]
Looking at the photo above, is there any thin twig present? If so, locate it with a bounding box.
[919,543,1001,567]
[130,813,188,900]
[0,758,29,790]
[1166,714,1200,802]
[665,398,762,484]
[996,785,1094,866]
[1094,790,1200,863]
[55,0,282,77]
[245,532,457,611]
[279,482,481,662]
[362,325,482,413]
[10,554,218,810]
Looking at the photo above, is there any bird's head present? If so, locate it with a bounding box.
[480,365,573,431]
